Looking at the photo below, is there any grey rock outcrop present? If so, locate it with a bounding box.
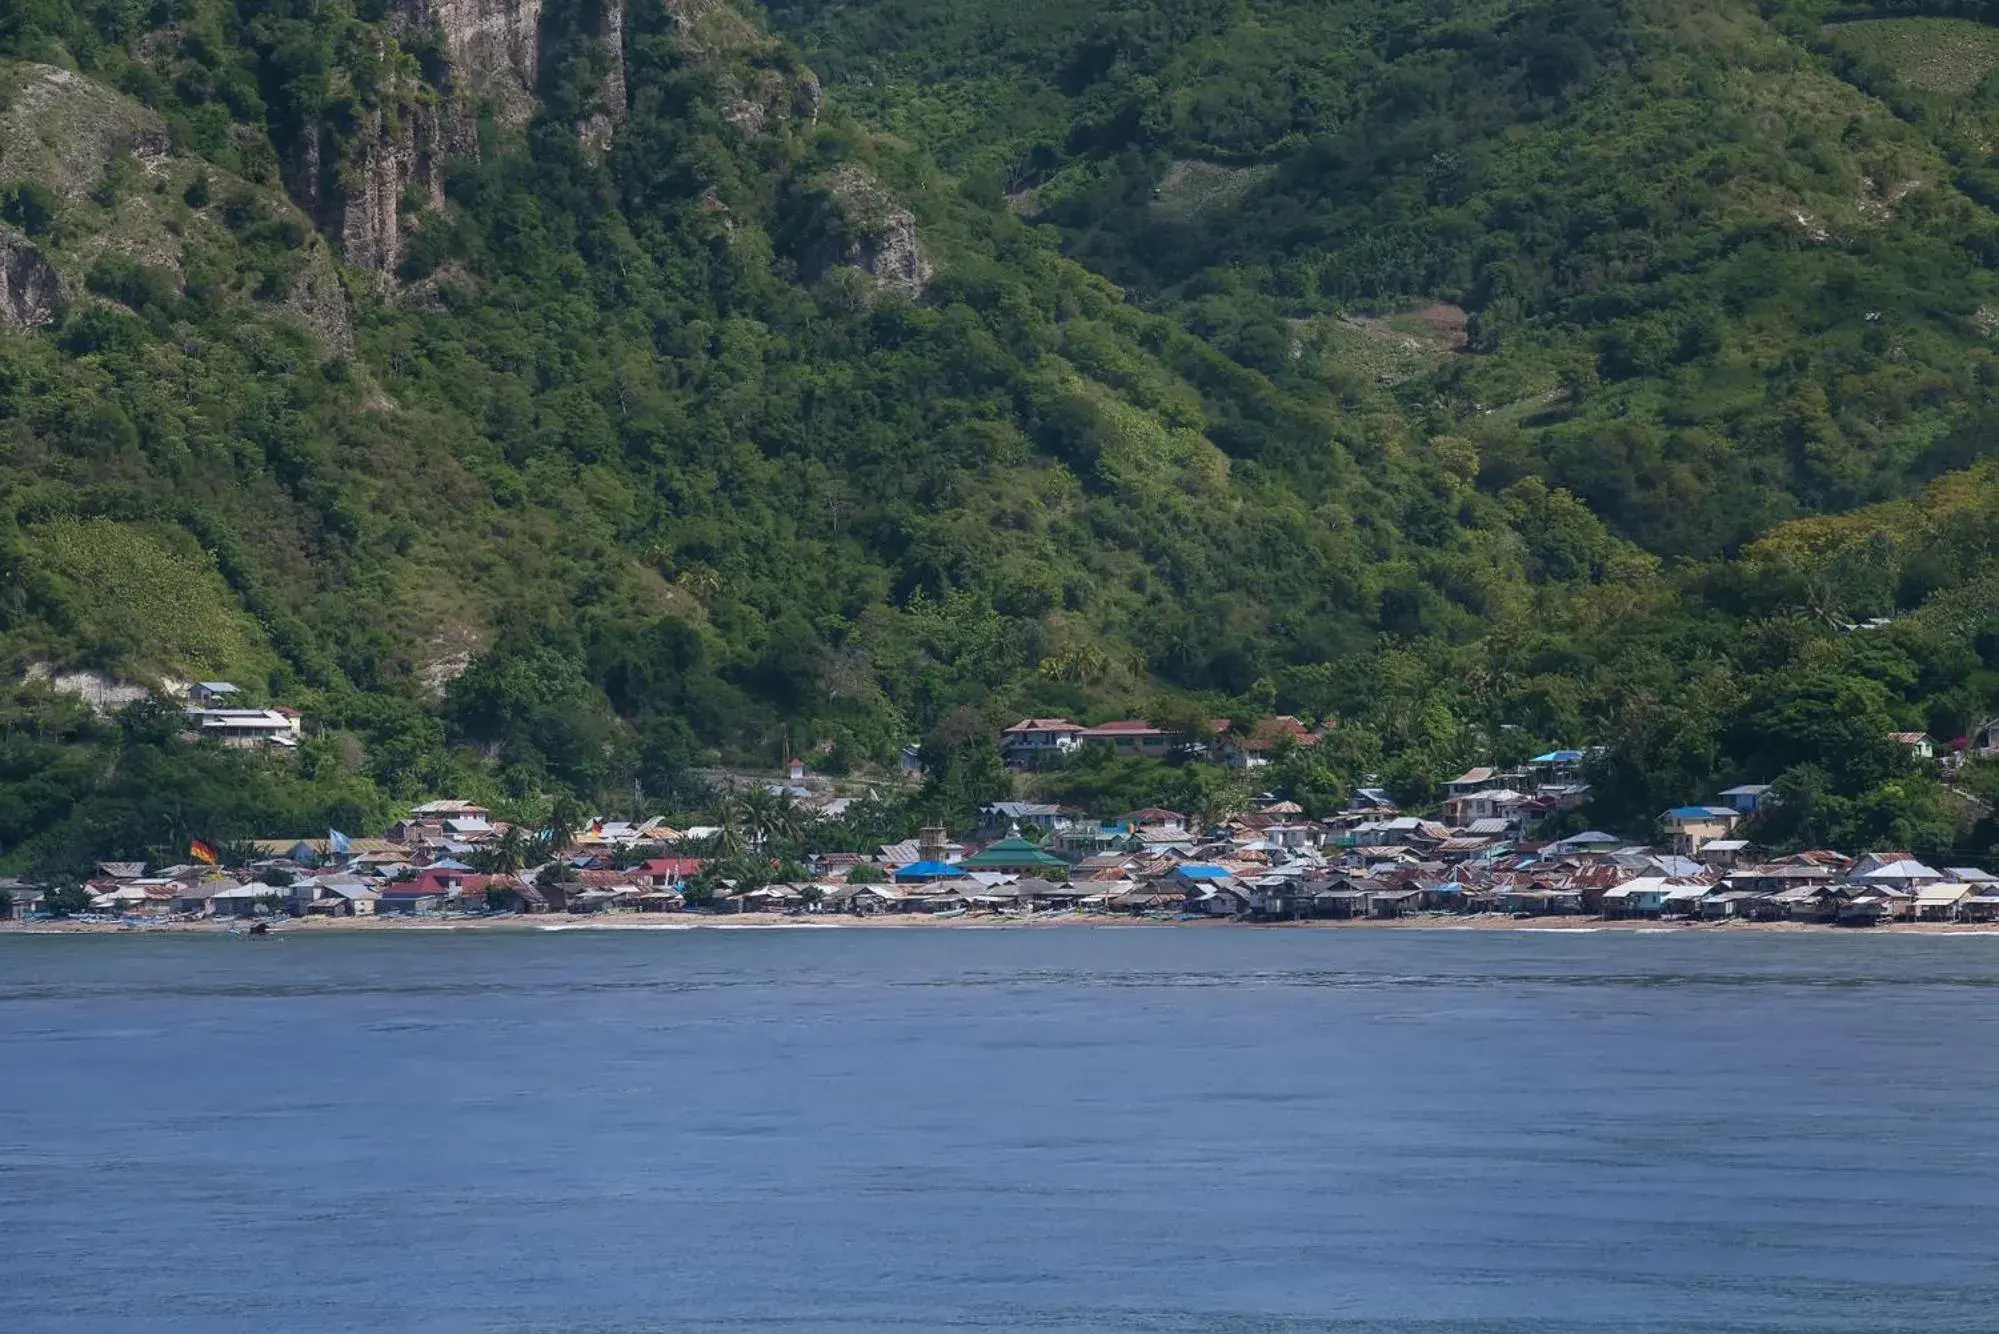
[337,103,446,278]
[0,233,60,329]
[805,166,932,300]
[577,0,629,154]
[403,0,542,136]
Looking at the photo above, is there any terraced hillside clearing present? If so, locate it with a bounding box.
[1150,160,1272,221]
[1826,17,1999,95]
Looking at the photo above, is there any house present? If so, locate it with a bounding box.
[1601,877,1675,918]
[1077,720,1175,758]
[1659,806,1740,856]
[185,706,303,749]
[1344,787,1399,816]
[1442,787,1527,828]
[1717,784,1774,815]
[170,883,222,915]
[1661,883,1712,917]
[441,816,498,843]
[1852,859,1944,892]
[1496,886,1586,916]
[1186,883,1252,916]
[315,883,379,916]
[408,800,492,821]
[630,886,684,913]
[92,883,176,916]
[1259,822,1319,853]
[1914,883,1975,921]
[843,884,906,915]
[1890,732,1936,760]
[406,867,472,898]
[1697,838,1755,869]
[998,718,1085,768]
[188,681,240,705]
[207,883,288,917]
[1544,830,1623,855]
[1443,767,1500,798]
[0,882,42,918]
[1118,807,1187,834]
[1771,884,1849,923]
[631,857,705,888]
[977,802,1080,835]
[1212,715,1320,768]
[1168,864,1235,890]
[1699,889,1763,919]
[377,884,447,914]
[1529,749,1585,777]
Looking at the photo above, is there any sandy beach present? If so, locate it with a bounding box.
[9,914,1999,935]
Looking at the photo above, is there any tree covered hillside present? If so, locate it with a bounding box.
[3,0,1999,867]
[770,0,1999,551]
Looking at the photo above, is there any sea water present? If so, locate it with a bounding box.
[4,928,1998,1332]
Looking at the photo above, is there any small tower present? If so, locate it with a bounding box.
[918,824,948,862]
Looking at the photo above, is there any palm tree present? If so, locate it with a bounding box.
[713,794,750,859]
[544,793,585,853]
[761,791,806,850]
[475,825,528,874]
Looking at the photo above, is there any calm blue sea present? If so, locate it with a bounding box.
[4,926,1999,1332]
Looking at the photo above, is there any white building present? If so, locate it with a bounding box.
[185,707,302,748]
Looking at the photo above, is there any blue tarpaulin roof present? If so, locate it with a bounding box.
[894,860,965,880]
[1173,865,1232,880]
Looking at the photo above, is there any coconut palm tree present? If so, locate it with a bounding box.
[474,825,529,874]
[544,793,585,853]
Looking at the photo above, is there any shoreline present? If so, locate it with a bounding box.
[8,915,1999,936]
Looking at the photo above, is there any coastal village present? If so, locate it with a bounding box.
[6,713,1997,930]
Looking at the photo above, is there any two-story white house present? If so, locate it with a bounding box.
[998,718,1085,768]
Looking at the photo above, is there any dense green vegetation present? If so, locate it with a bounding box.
[5,0,1999,868]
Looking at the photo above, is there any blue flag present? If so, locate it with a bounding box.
[328,829,352,855]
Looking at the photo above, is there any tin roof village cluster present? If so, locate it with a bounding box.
[6,718,1996,927]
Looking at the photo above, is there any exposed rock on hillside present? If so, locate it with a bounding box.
[0,64,171,200]
[0,233,58,329]
[802,166,931,299]
[402,0,542,141]
[335,103,446,277]
[0,61,350,347]
[666,0,819,136]
[576,0,629,153]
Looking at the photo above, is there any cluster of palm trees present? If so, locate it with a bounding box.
[709,787,807,858]
[461,785,916,878]
[465,823,542,875]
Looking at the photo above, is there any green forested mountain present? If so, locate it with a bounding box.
[6,0,1999,867]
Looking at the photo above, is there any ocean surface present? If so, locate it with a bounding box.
[5,927,1999,1333]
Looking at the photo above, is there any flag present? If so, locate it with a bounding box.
[189,838,219,866]
[328,829,351,855]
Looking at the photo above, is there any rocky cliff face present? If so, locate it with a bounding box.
[0,232,59,330]
[402,0,542,141]
[576,0,628,154]
[320,0,546,273]
[335,102,446,278]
